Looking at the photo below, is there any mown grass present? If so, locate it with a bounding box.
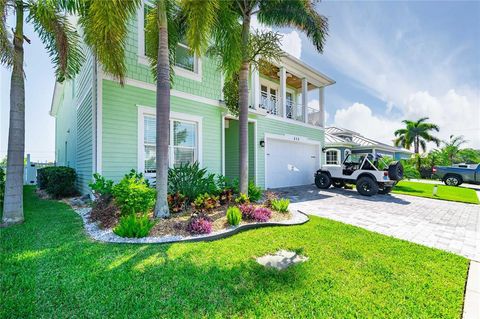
[0,187,469,318]
[393,181,479,204]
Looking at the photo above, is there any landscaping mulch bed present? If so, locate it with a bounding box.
[149,204,291,238]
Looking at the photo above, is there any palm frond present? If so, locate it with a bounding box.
[145,0,183,83]
[0,0,14,67]
[248,30,284,66]
[78,0,140,84]
[258,0,328,53]
[27,0,84,82]
[207,1,242,80]
[180,0,219,55]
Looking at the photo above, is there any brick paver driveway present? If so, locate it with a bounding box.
[276,185,480,261]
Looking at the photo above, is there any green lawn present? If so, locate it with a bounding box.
[393,180,479,204]
[0,187,469,318]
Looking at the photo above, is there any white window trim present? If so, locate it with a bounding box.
[137,105,203,176]
[137,3,202,82]
[325,148,341,165]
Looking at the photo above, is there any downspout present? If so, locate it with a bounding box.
[92,55,98,175]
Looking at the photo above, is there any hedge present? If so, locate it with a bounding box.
[37,166,77,198]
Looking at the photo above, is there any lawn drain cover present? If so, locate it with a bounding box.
[256,250,308,270]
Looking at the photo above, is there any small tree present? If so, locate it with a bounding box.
[441,135,467,164]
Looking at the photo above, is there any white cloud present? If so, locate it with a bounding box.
[323,3,480,149]
[333,103,402,146]
[250,15,302,58]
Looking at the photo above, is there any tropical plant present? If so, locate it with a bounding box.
[457,148,480,164]
[394,117,440,170]
[112,174,156,215]
[441,135,467,164]
[167,192,187,213]
[239,203,256,220]
[247,181,263,203]
[271,198,290,213]
[252,207,271,222]
[235,193,250,205]
[168,162,217,203]
[226,206,242,226]
[113,213,156,238]
[1,0,140,225]
[187,213,212,234]
[182,0,329,195]
[89,173,114,198]
[262,191,278,208]
[191,193,219,212]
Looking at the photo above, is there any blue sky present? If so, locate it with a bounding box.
[1,1,479,161]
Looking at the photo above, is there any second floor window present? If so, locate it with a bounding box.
[175,43,196,72]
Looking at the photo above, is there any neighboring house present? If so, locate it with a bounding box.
[50,5,335,194]
[324,127,412,165]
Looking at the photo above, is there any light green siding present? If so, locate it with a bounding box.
[101,79,223,182]
[54,49,94,194]
[224,120,255,183]
[123,13,222,101]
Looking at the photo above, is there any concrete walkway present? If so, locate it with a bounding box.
[276,185,480,261]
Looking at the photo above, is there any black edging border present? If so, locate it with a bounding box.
[181,210,310,243]
[84,210,310,245]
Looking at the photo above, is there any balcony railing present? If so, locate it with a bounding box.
[285,100,304,122]
[259,92,279,115]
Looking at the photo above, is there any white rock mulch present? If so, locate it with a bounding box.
[73,207,309,244]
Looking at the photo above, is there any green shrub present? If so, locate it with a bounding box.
[248,182,263,202]
[89,173,114,198]
[112,173,156,215]
[0,167,5,206]
[168,162,217,203]
[191,193,219,212]
[113,214,155,238]
[263,191,278,208]
[271,198,290,213]
[37,166,77,198]
[226,206,242,226]
[235,193,249,205]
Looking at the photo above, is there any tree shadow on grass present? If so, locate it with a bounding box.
[393,186,424,194]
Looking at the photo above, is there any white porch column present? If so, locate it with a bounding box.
[302,77,308,123]
[319,86,325,127]
[251,65,260,109]
[279,67,287,118]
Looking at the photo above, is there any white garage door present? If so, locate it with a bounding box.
[266,138,319,188]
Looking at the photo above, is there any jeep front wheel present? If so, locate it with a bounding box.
[315,172,332,189]
[356,177,379,196]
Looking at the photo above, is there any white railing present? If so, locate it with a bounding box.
[259,92,279,115]
[307,107,322,126]
[286,100,304,122]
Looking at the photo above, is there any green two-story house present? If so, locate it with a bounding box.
[50,5,335,195]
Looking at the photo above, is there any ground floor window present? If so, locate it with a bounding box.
[325,149,340,165]
[143,115,199,173]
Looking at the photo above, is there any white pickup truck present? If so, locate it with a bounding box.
[315,153,404,196]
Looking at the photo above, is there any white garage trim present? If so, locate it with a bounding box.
[264,133,321,189]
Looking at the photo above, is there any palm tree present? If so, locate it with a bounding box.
[1,0,140,225]
[394,117,441,154]
[441,135,467,164]
[394,117,440,171]
[183,0,329,194]
[144,0,184,217]
[1,0,84,225]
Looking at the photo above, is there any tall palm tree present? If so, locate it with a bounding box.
[441,134,467,164]
[1,0,140,225]
[1,0,84,225]
[183,0,329,194]
[144,0,184,217]
[394,117,440,154]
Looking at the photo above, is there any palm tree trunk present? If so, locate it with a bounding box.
[238,14,251,195]
[154,0,170,218]
[2,2,25,225]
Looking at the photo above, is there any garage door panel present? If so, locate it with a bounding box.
[266,139,318,188]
